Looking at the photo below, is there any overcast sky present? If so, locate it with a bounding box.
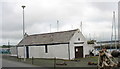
[1,0,120,45]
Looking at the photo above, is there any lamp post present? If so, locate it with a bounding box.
[22,5,25,38]
[22,5,26,61]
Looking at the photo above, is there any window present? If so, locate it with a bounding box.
[78,38,80,41]
[45,45,48,53]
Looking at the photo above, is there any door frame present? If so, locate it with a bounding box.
[26,46,29,58]
[74,46,83,58]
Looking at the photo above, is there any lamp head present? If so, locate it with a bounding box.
[22,5,26,9]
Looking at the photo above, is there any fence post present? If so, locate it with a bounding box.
[17,56,19,62]
[32,57,33,64]
[19,56,21,62]
[54,57,56,69]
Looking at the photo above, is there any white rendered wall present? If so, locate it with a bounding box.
[69,30,92,59]
[29,44,69,59]
[17,47,26,58]
[10,46,17,56]
[29,46,44,58]
[84,44,95,56]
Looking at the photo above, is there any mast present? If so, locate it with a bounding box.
[113,11,117,50]
[110,12,114,52]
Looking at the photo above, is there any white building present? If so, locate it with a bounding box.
[17,29,93,60]
[10,46,17,56]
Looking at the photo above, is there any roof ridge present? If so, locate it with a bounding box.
[18,29,80,45]
[29,29,79,36]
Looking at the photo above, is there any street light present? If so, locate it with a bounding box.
[22,5,26,61]
[22,5,25,38]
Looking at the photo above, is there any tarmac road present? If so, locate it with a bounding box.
[1,59,98,69]
[2,59,48,69]
[2,59,38,67]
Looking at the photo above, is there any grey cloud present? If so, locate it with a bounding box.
[2,1,118,45]
[90,2,117,11]
[2,30,22,40]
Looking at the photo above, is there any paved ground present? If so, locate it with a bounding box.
[2,59,97,69]
[2,55,99,69]
[2,55,98,67]
[2,59,49,69]
[2,59,39,67]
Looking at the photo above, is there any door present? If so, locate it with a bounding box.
[26,46,29,58]
[75,46,83,58]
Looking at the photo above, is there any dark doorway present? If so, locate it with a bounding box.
[75,46,83,58]
[26,46,29,58]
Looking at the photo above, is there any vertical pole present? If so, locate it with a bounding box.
[22,6,25,38]
[20,56,21,62]
[71,25,73,29]
[54,57,56,69]
[68,43,70,60]
[50,24,51,32]
[110,13,114,52]
[24,45,26,61]
[8,40,10,46]
[32,57,33,64]
[80,21,82,33]
[22,5,26,61]
[118,1,120,51]
[16,46,18,58]
[57,20,59,32]
[89,33,91,40]
[113,11,117,50]
[8,40,10,54]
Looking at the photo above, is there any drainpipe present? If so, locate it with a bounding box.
[16,46,18,58]
[68,42,70,60]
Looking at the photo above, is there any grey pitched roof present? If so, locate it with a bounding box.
[18,29,79,46]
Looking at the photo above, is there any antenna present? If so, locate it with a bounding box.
[80,21,82,33]
[8,40,10,48]
[93,33,96,40]
[8,40,10,46]
[89,33,91,40]
[50,24,51,32]
[71,25,73,29]
[57,20,59,32]
[8,40,10,53]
